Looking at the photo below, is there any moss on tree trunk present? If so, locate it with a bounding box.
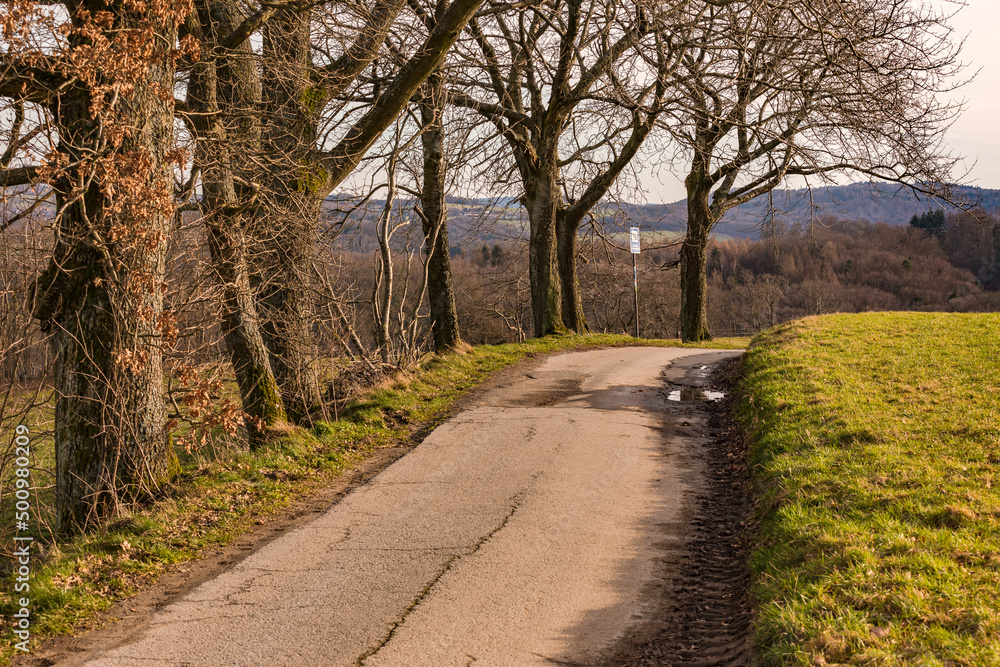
[524,159,567,337]
[33,5,179,531]
[419,70,462,352]
[186,2,288,447]
[252,6,325,424]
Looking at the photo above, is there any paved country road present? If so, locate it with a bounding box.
[63,347,742,666]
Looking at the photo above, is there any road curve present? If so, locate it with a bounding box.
[77,346,741,667]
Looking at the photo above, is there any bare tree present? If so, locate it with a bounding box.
[416,66,463,352]
[181,0,288,446]
[446,0,688,336]
[370,139,412,364]
[353,114,460,365]
[245,0,485,422]
[662,0,965,341]
[2,0,194,531]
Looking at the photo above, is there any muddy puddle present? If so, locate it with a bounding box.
[667,388,726,402]
[663,356,730,403]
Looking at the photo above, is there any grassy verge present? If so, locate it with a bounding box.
[737,313,1000,665]
[1,333,747,663]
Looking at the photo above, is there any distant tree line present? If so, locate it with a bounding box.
[909,210,947,241]
[708,213,1000,333]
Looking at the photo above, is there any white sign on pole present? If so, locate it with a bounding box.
[629,227,641,254]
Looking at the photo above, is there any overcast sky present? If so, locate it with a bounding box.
[640,1,998,203]
[942,1,1000,191]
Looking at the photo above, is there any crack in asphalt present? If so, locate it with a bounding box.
[534,652,586,666]
[146,609,258,627]
[329,547,465,553]
[110,657,186,664]
[355,492,526,667]
[368,481,458,485]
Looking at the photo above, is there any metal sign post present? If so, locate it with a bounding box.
[629,227,640,338]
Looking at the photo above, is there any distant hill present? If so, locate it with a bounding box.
[623,183,1000,240]
[322,183,1000,248]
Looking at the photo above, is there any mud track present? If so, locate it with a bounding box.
[602,356,754,667]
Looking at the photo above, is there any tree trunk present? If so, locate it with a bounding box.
[254,6,325,424]
[187,1,287,446]
[248,0,477,406]
[680,173,714,342]
[254,213,324,424]
[373,170,395,364]
[556,210,587,333]
[418,71,462,352]
[208,222,287,442]
[522,161,564,337]
[31,7,180,532]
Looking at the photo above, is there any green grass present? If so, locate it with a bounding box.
[738,313,1000,665]
[0,332,747,663]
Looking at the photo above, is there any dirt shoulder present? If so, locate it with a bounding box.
[600,356,755,666]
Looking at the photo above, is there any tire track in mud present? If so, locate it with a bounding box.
[602,357,754,667]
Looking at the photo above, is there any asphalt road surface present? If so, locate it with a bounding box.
[75,346,741,667]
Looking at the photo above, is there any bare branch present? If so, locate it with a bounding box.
[0,165,43,188]
[320,0,486,194]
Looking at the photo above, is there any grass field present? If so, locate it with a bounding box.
[738,312,1000,665]
[0,332,747,663]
